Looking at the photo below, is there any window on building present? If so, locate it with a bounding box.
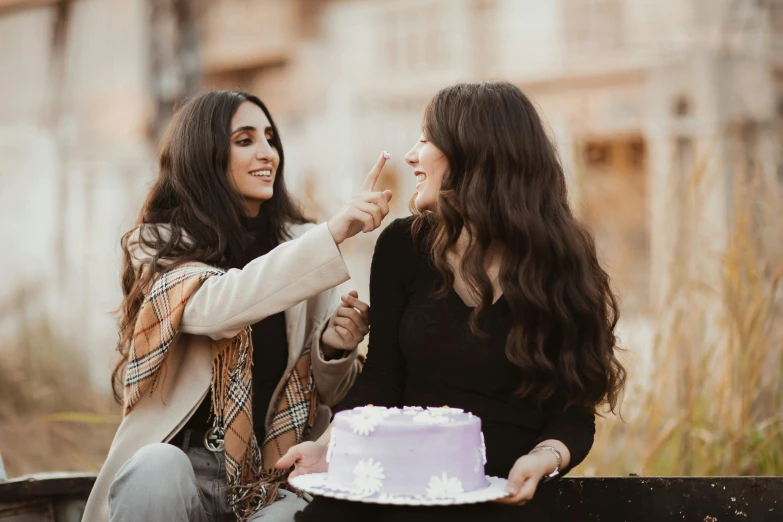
[586,142,612,167]
[778,129,783,188]
[675,136,695,181]
[772,70,783,188]
[580,137,650,313]
[674,95,692,118]
[629,139,646,168]
[770,0,783,36]
[564,0,624,51]
[774,70,783,119]
[384,2,448,71]
[204,68,255,93]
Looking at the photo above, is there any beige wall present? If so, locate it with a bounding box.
[0,0,154,384]
[1,0,780,387]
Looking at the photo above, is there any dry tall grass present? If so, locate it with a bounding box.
[581,148,783,476]
[0,295,119,477]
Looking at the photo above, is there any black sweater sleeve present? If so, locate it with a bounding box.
[335,218,415,412]
[533,391,596,474]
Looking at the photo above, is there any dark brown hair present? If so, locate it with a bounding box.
[111,90,307,402]
[413,82,625,413]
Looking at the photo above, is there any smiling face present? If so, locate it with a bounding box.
[404,133,449,212]
[227,101,280,216]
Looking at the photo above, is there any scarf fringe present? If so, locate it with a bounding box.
[232,472,286,521]
[231,447,291,519]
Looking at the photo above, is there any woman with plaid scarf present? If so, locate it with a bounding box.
[83,91,394,522]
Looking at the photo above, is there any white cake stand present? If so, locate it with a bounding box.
[289,473,510,506]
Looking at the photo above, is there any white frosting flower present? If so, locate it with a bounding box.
[350,408,386,435]
[412,411,450,425]
[426,473,464,497]
[353,458,385,494]
[356,405,392,416]
[426,406,464,415]
[402,406,424,415]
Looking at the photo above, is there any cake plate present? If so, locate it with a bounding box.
[289,473,510,506]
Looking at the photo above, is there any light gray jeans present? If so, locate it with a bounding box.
[108,431,307,522]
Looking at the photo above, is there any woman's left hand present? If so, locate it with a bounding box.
[321,291,370,355]
[494,453,553,505]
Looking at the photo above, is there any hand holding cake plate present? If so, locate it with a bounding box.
[281,406,510,506]
[279,441,329,479]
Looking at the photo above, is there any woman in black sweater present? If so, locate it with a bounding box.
[278,82,626,521]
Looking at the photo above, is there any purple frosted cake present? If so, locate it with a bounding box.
[325,406,489,498]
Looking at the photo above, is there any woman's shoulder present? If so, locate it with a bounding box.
[376,216,432,267]
[377,216,417,248]
[372,217,427,290]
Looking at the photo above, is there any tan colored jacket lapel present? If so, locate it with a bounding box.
[82,223,357,522]
[82,334,213,522]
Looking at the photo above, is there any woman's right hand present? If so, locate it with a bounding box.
[327,152,394,245]
[275,441,329,478]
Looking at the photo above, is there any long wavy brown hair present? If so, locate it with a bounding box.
[413,82,625,413]
[111,91,307,403]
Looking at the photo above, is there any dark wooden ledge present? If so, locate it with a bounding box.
[0,473,96,503]
[0,473,96,522]
[1,474,782,521]
[557,476,782,521]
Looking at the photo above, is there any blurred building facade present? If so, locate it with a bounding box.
[1,0,781,386]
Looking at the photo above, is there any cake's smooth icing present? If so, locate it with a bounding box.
[326,406,489,498]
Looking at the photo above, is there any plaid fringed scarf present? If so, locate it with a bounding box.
[124,264,319,520]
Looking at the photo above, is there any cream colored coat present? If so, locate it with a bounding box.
[83,222,359,522]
